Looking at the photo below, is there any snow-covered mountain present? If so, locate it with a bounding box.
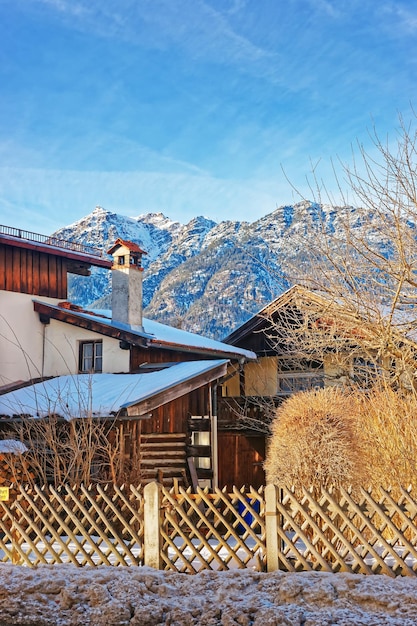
[51,203,348,339]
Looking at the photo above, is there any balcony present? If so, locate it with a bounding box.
[0,224,104,258]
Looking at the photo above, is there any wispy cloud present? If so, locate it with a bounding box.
[381,2,417,34]
[27,0,281,82]
[0,166,282,233]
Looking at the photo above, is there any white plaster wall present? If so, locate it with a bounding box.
[43,320,129,376]
[0,290,130,387]
[0,290,54,386]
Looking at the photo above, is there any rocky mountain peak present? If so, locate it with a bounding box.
[53,202,371,339]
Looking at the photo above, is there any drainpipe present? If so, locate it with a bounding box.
[41,321,46,377]
[210,382,219,489]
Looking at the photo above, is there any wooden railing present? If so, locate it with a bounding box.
[1,482,417,576]
[0,224,104,258]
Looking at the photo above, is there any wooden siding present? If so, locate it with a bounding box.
[217,432,265,489]
[130,346,205,369]
[0,243,68,298]
[245,356,278,396]
[139,387,209,434]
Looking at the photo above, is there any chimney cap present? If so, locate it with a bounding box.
[107,238,147,256]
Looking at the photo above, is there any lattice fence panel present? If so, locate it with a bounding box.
[1,482,417,575]
[159,485,265,573]
[0,483,144,566]
[275,485,417,576]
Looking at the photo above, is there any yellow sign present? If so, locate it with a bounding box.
[0,487,9,501]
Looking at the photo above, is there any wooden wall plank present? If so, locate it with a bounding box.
[217,433,265,489]
[1,242,68,298]
[32,252,40,295]
[20,248,28,293]
[12,248,20,292]
[39,253,49,296]
[0,244,6,289]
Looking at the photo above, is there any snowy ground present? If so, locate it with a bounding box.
[1,565,417,625]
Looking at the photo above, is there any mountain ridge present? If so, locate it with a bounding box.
[52,203,341,339]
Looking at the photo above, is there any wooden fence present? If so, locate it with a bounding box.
[1,482,417,576]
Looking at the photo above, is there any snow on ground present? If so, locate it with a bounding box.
[0,565,417,625]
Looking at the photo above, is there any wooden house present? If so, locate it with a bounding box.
[220,284,415,487]
[0,226,255,488]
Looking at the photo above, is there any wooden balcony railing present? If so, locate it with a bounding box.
[0,224,104,258]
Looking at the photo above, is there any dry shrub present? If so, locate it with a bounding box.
[358,387,417,491]
[264,387,368,492]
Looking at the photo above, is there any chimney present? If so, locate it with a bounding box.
[107,239,147,329]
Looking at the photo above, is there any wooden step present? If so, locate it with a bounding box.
[140,433,187,442]
[141,450,185,458]
[141,458,185,467]
[186,444,211,457]
[187,418,210,432]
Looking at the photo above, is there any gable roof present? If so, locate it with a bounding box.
[224,284,417,350]
[223,285,312,345]
[0,360,229,420]
[33,300,256,360]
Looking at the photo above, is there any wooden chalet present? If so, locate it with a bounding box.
[220,283,411,487]
[0,225,255,488]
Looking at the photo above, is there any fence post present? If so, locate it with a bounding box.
[143,481,162,569]
[265,483,281,572]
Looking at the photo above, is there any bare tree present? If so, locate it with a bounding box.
[258,113,417,488]
[280,114,417,388]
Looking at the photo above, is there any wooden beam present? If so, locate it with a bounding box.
[126,362,228,416]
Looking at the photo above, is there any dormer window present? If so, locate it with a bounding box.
[118,256,125,265]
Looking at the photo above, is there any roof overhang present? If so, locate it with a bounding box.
[124,360,228,416]
[146,338,253,360]
[33,301,151,347]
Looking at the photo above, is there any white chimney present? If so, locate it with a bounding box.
[107,239,147,329]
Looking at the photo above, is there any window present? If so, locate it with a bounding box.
[79,341,103,373]
[352,356,381,389]
[277,358,324,395]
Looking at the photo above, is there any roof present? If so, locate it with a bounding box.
[223,285,311,344]
[107,238,147,256]
[0,360,229,420]
[224,284,417,349]
[33,300,256,360]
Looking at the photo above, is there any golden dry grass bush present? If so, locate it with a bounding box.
[264,387,368,491]
[358,387,417,490]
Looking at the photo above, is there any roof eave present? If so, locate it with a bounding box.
[147,339,255,361]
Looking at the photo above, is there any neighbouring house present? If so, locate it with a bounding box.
[0,226,256,488]
[220,284,417,486]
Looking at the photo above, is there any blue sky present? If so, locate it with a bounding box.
[0,0,416,234]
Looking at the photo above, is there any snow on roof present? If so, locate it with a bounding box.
[0,360,228,420]
[141,317,256,359]
[89,307,256,358]
[0,439,27,454]
[36,300,256,359]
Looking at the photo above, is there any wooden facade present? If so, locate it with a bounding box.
[217,432,265,489]
[0,242,68,298]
